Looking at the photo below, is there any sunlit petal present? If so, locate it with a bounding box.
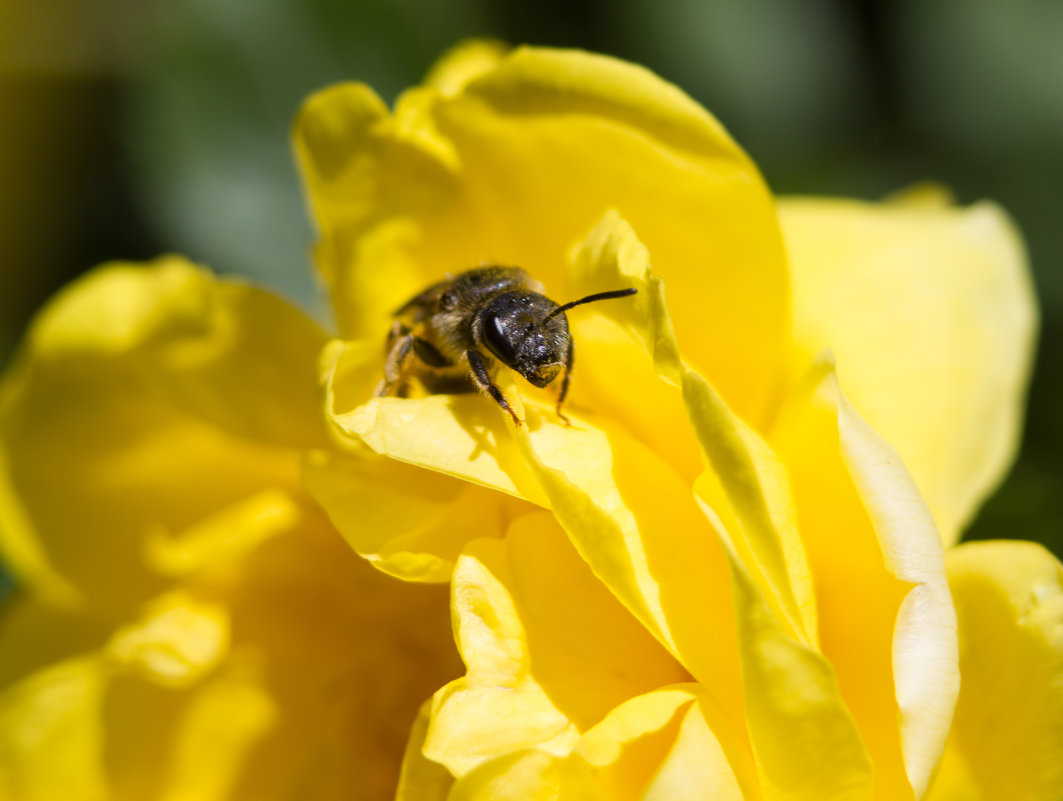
[779,196,1037,545]
[928,541,1063,801]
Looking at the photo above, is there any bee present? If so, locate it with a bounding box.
[374,266,637,425]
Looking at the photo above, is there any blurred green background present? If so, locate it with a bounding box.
[1,0,1059,562]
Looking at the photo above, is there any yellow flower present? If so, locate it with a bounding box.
[292,43,1051,800]
[0,260,461,799]
[0,40,1055,801]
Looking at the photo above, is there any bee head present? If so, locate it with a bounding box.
[479,293,568,388]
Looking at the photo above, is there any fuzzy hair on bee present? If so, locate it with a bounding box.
[374,266,637,425]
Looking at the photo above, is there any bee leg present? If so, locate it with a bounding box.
[554,338,574,426]
[412,337,451,368]
[464,349,522,426]
[374,332,415,397]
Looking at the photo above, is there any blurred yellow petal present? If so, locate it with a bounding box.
[106,592,230,690]
[424,39,510,97]
[92,516,458,801]
[17,255,329,449]
[295,46,788,420]
[0,257,463,799]
[0,656,110,801]
[773,363,958,800]
[0,640,275,801]
[157,657,276,801]
[928,541,1063,801]
[206,512,460,801]
[0,258,327,613]
[0,596,109,691]
[144,489,301,579]
[293,79,462,336]
[0,452,77,608]
[778,197,1037,545]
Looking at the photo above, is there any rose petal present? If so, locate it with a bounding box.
[726,549,873,801]
[424,39,510,97]
[0,597,108,690]
[639,697,746,801]
[578,686,750,800]
[424,517,688,776]
[0,258,326,612]
[509,415,741,710]
[0,258,464,799]
[303,448,511,582]
[152,658,276,801]
[445,687,749,801]
[396,701,454,801]
[144,490,301,579]
[501,513,690,730]
[773,362,959,800]
[0,656,110,800]
[575,685,699,773]
[569,211,817,647]
[294,45,788,420]
[106,592,230,690]
[424,537,578,776]
[509,411,876,798]
[447,750,603,801]
[778,196,1037,545]
[928,541,1063,801]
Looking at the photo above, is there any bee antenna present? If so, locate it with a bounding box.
[543,287,638,324]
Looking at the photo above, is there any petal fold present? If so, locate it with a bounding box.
[520,213,873,800]
[773,362,959,800]
[303,447,511,582]
[396,701,453,801]
[424,517,688,775]
[569,211,817,647]
[423,537,577,775]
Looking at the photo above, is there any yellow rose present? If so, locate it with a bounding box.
[0,260,461,799]
[0,40,1055,801]
[294,43,1051,800]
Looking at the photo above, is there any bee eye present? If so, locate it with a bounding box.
[440,291,455,310]
[483,313,518,366]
